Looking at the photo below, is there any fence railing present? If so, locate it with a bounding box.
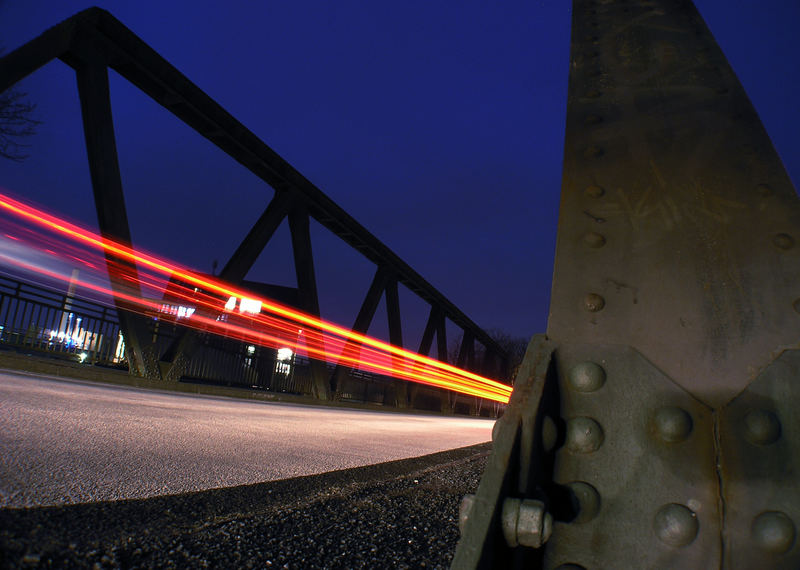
[0,275,497,416]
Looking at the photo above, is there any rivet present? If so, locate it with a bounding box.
[584,145,604,158]
[584,114,603,125]
[773,233,794,250]
[567,481,601,523]
[585,89,602,99]
[584,293,605,312]
[568,362,606,392]
[744,409,781,445]
[752,511,796,554]
[555,566,586,570]
[566,417,604,453]
[583,231,606,248]
[653,504,699,547]
[653,407,693,443]
[756,183,772,196]
[585,184,605,198]
[542,415,558,452]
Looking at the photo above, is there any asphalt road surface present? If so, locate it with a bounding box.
[0,371,493,508]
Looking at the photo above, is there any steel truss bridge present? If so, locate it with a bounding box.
[0,7,510,415]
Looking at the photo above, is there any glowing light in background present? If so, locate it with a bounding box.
[0,191,512,403]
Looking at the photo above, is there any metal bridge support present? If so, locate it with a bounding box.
[74,51,160,379]
[288,205,330,400]
[0,8,509,409]
[455,0,800,567]
[158,190,297,381]
[330,267,391,397]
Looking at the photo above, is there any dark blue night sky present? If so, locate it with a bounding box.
[0,1,798,349]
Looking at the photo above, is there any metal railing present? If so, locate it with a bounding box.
[0,275,495,415]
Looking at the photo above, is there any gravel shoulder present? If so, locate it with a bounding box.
[0,443,490,569]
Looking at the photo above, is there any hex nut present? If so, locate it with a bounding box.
[502,498,553,549]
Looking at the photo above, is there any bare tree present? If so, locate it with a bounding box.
[0,43,41,162]
[448,327,529,384]
[0,88,40,162]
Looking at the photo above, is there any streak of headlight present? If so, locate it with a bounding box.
[0,192,512,403]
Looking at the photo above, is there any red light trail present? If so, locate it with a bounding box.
[0,192,512,403]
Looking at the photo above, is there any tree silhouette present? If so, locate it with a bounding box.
[0,88,40,162]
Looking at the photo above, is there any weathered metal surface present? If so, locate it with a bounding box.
[545,344,720,568]
[719,350,800,568]
[455,0,800,567]
[452,335,555,568]
[548,0,800,408]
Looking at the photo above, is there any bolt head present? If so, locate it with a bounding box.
[653,407,693,443]
[568,361,606,392]
[566,417,604,454]
[744,409,781,445]
[654,503,699,547]
[567,481,601,523]
[583,232,606,248]
[585,184,605,198]
[752,511,796,553]
[584,293,605,312]
[773,233,794,250]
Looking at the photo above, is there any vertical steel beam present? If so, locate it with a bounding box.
[288,204,329,400]
[159,191,296,380]
[385,277,406,407]
[75,55,159,379]
[330,266,390,396]
[541,0,800,567]
[410,306,440,408]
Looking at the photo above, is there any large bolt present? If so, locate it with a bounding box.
[502,498,553,548]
